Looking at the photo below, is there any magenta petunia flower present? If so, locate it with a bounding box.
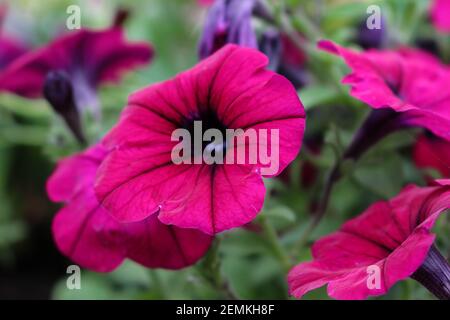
[47,144,212,272]
[318,40,450,143]
[198,0,214,6]
[0,26,152,143]
[288,180,450,300]
[0,36,27,71]
[430,0,450,33]
[95,45,305,235]
[0,26,152,109]
[413,133,450,178]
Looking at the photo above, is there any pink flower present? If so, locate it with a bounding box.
[430,0,450,33]
[0,35,27,71]
[0,26,152,143]
[413,133,450,178]
[288,180,450,300]
[47,144,212,272]
[318,40,450,142]
[0,26,152,115]
[198,0,214,6]
[95,45,306,235]
[280,34,307,67]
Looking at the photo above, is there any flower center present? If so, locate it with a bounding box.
[181,109,228,162]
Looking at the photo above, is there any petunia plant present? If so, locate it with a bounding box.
[1,0,449,301]
[0,14,153,144]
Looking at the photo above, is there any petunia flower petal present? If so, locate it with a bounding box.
[52,192,128,272]
[126,215,213,269]
[95,45,304,234]
[49,144,212,272]
[0,27,152,99]
[430,0,450,33]
[414,134,450,178]
[0,36,27,70]
[318,40,450,142]
[288,182,450,299]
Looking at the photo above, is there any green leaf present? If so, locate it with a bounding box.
[262,206,296,224]
[299,85,340,110]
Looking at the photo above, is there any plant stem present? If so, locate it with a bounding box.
[265,0,318,57]
[196,238,238,300]
[291,6,322,40]
[149,270,166,299]
[259,214,292,272]
[291,162,340,257]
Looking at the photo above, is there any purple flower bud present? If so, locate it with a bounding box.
[259,30,309,89]
[0,27,153,119]
[356,17,387,49]
[258,29,282,71]
[0,36,27,70]
[199,0,258,59]
[113,7,130,27]
[43,70,86,144]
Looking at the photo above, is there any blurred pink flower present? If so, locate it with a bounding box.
[289,180,450,300]
[0,26,152,116]
[319,40,450,142]
[0,26,152,143]
[95,44,305,235]
[0,35,27,71]
[430,0,450,33]
[413,133,450,178]
[47,144,212,272]
[198,0,214,6]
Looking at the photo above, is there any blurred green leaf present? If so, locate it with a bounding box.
[299,85,340,110]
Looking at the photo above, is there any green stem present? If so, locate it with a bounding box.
[266,0,317,57]
[291,161,340,257]
[290,7,322,40]
[403,279,414,300]
[265,0,347,96]
[196,238,238,300]
[259,215,292,272]
[149,270,166,299]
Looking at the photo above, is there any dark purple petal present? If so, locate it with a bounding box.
[0,36,27,70]
[356,16,387,49]
[199,0,258,59]
[43,70,86,144]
